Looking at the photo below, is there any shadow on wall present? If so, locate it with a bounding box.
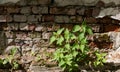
[0,31,7,54]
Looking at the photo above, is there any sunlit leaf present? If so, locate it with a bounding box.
[82,20,87,32]
[70,33,76,40]
[72,43,79,50]
[65,44,70,49]
[86,26,93,35]
[57,36,64,45]
[80,44,85,53]
[57,28,64,35]
[78,32,84,41]
[50,36,56,44]
[59,60,65,67]
[64,29,70,41]
[81,38,87,44]
[73,51,78,57]
[72,25,81,32]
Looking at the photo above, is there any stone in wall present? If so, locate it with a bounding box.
[6,6,20,14]
[6,15,13,22]
[108,32,120,49]
[55,16,70,23]
[54,0,99,6]
[32,6,48,14]
[16,0,27,6]
[27,15,38,22]
[50,7,76,15]
[14,15,27,22]
[20,7,31,14]
[28,0,38,5]
[42,15,54,22]
[0,0,20,4]
[37,0,51,5]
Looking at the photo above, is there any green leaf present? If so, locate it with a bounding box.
[70,33,76,40]
[78,32,85,41]
[3,59,8,65]
[86,26,93,35]
[61,64,67,70]
[50,36,56,44]
[72,43,79,50]
[57,36,64,45]
[59,60,65,67]
[65,44,70,49]
[10,48,17,56]
[81,21,87,33]
[13,61,19,69]
[96,61,101,65]
[72,25,81,32]
[66,61,72,66]
[73,51,78,57]
[64,29,70,41]
[80,44,85,53]
[57,28,64,35]
[81,38,87,44]
[74,64,78,67]
[101,53,107,57]
[102,59,106,63]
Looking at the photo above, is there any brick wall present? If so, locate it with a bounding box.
[0,0,120,58]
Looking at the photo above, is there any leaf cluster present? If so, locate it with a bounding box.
[50,21,106,72]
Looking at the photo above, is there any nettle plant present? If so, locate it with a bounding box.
[50,21,106,72]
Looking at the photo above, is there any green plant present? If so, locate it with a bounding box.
[50,21,106,71]
[0,47,20,70]
[93,50,106,67]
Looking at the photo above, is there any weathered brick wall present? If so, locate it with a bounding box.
[0,0,119,71]
[0,0,119,57]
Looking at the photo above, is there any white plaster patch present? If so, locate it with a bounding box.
[111,13,120,20]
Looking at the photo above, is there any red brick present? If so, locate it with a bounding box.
[104,24,120,32]
[42,15,54,22]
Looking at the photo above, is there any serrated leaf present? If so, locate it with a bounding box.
[70,33,76,40]
[81,38,87,44]
[80,44,85,53]
[86,26,93,35]
[72,43,79,50]
[72,25,81,32]
[102,59,106,63]
[3,59,8,65]
[78,32,85,41]
[65,44,70,49]
[57,36,64,45]
[66,61,72,66]
[50,36,56,44]
[81,20,87,32]
[64,29,70,41]
[74,64,78,67]
[59,60,65,67]
[57,28,64,35]
[96,61,101,65]
[101,53,107,57]
[73,51,78,57]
